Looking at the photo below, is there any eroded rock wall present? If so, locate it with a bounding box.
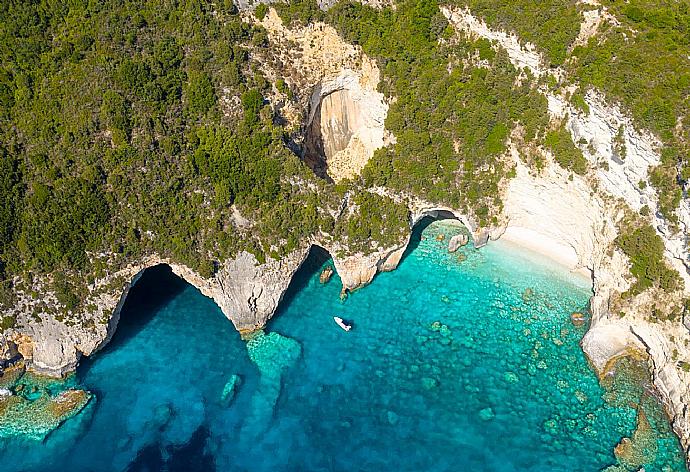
[253,9,392,182]
[2,247,311,377]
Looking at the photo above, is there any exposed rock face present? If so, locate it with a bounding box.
[234,0,392,13]
[327,240,409,292]
[442,8,544,77]
[1,4,689,460]
[305,82,389,181]
[254,9,393,182]
[448,234,469,253]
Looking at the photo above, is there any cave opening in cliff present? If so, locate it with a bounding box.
[276,245,333,315]
[400,210,464,265]
[303,89,361,182]
[100,264,188,355]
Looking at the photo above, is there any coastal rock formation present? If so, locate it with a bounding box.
[4,247,311,377]
[443,6,690,456]
[327,240,409,293]
[0,9,398,376]
[0,364,92,440]
[1,3,689,462]
[448,234,469,253]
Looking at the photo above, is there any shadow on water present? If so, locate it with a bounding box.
[275,245,332,317]
[398,211,461,267]
[125,426,215,472]
[79,265,187,374]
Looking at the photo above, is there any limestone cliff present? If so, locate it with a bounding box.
[1,2,689,461]
[326,241,408,293]
[252,9,393,181]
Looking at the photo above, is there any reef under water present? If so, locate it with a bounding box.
[0,220,685,471]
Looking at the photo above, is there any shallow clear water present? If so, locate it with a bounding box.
[0,220,685,471]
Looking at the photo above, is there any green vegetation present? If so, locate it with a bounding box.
[0,315,16,331]
[570,1,690,221]
[0,0,686,320]
[615,222,681,297]
[570,92,590,115]
[255,3,269,21]
[0,0,341,314]
[441,0,689,221]
[544,124,588,175]
[448,0,582,66]
[332,192,410,253]
[276,0,324,26]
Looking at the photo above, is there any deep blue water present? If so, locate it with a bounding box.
[0,220,685,471]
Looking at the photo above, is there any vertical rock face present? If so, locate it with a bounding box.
[208,250,312,333]
[254,9,392,182]
[304,73,390,181]
[313,90,358,158]
[327,240,409,292]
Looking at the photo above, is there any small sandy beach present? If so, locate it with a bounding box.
[496,226,592,282]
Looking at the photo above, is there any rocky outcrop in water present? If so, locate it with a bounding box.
[448,234,469,253]
[327,240,409,293]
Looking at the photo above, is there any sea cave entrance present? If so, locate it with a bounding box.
[275,245,334,319]
[400,209,469,266]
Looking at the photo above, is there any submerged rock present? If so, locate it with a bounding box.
[0,388,92,440]
[504,372,519,384]
[479,407,495,421]
[522,288,534,303]
[613,409,657,469]
[242,330,301,435]
[0,362,25,389]
[221,374,242,404]
[421,377,439,390]
[246,331,301,379]
[448,234,469,253]
[570,312,587,327]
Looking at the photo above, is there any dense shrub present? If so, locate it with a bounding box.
[615,223,681,296]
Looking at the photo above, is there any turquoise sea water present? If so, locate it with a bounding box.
[0,220,685,471]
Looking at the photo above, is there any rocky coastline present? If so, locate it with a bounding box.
[1,4,689,465]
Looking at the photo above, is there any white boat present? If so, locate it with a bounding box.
[333,316,352,331]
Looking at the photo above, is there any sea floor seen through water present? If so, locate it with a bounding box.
[0,219,685,471]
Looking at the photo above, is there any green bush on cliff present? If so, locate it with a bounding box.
[436,0,690,221]
[569,0,690,221]
[332,192,410,254]
[544,125,588,175]
[615,223,681,296]
[0,315,16,331]
[447,0,581,66]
